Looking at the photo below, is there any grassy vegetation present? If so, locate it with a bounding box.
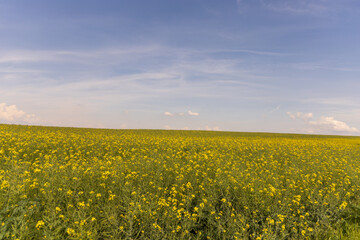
[0,124,360,239]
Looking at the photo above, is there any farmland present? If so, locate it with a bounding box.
[0,124,360,239]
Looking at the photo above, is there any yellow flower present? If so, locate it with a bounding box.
[66,228,75,236]
[339,201,348,210]
[36,220,45,230]
[0,180,9,189]
[153,223,162,231]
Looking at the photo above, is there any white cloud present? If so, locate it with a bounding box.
[164,125,171,130]
[0,103,39,123]
[164,110,200,117]
[164,111,174,117]
[309,117,359,133]
[287,111,359,134]
[23,114,40,123]
[205,126,220,131]
[0,103,26,121]
[188,110,199,116]
[287,112,313,121]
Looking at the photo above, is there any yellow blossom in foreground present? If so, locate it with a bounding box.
[0,124,359,239]
[36,220,45,230]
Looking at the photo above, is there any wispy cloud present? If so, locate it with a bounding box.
[0,46,354,132]
[262,0,330,15]
[0,46,171,64]
[236,0,336,16]
[0,50,80,63]
[0,46,280,97]
[293,62,360,72]
[303,98,360,107]
[287,112,313,121]
[0,67,44,73]
[206,48,290,57]
[270,105,281,113]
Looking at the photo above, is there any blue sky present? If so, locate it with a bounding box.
[1,0,360,135]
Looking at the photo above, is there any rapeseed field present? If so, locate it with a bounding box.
[0,124,360,239]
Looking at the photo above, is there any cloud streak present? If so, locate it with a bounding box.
[164,110,200,117]
[261,0,331,15]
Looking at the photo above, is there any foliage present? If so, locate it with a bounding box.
[0,124,360,239]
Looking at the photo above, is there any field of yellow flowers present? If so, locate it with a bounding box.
[0,124,360,239]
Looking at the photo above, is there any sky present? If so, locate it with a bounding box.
[0,0,360,135]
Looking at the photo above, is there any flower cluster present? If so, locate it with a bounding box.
[0,125,359,239]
